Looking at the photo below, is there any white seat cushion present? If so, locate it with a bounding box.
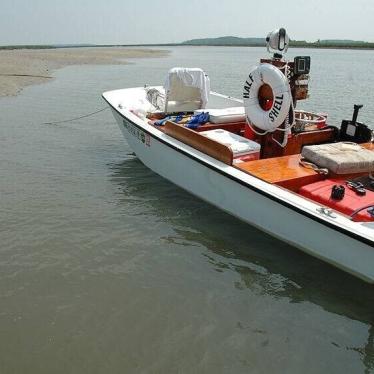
[164,67,210,113]
[301,142,374,174]
[195,107,245,124]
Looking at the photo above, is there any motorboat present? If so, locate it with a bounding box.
[103,28,374,283]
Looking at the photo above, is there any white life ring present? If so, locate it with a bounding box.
[243,63,292,132]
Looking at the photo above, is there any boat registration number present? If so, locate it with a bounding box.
[123,119,150,147]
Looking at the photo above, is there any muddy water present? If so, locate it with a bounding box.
[0,46,373,373]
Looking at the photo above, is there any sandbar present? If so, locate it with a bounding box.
[0,47,169,97]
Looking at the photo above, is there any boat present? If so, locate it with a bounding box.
[102,28,374,283]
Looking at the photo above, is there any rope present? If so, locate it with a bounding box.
[41,107,109,125]
[271,62,295,148]
[0,73,52,79]
[350,204,374,220]
[299,158,329,175]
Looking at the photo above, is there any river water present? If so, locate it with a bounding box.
[1,46,374,373]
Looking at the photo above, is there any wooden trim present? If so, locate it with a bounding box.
[234,154,324,191]
[362,142,374,151]
[164,121,233,165]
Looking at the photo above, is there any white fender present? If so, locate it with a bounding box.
[243,63,292,132]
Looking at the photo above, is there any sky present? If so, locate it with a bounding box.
[1,0,374,45]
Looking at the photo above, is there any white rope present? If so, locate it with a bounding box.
[271,62,296,148]
[299,158,329,175]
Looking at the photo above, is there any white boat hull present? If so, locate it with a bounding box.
[103,89,374,283]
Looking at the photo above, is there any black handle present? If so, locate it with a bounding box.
[278,28,286,51]
[352,104,363,124]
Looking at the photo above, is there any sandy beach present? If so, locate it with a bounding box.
[0,47,168,97]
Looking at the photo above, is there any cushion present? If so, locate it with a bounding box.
[195,107,245,124]
[301,142,374,174]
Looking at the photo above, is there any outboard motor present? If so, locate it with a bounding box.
[340,104,372,143]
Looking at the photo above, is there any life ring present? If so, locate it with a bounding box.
[243,63,292,132]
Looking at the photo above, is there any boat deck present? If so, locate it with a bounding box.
[234,154,323,191]
[235,142,373,191]
[150,117,374,195]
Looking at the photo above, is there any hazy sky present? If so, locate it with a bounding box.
[1,0,374,45]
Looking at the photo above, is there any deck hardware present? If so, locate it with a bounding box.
[316,207,337,218]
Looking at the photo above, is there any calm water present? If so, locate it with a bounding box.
[1,46,374,373]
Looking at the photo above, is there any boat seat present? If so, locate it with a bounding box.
[301,142,374,174]
[164,68,210,113]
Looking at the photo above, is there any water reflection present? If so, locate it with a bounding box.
[110,157,374,372]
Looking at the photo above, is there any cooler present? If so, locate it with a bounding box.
[199,129,261,161]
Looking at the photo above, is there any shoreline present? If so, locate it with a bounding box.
[0,47,169,97]
[2,43,374,51]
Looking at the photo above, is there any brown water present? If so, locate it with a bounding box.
[0,47,374,373]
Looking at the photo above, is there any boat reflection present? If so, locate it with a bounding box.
[110,157,374,371]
